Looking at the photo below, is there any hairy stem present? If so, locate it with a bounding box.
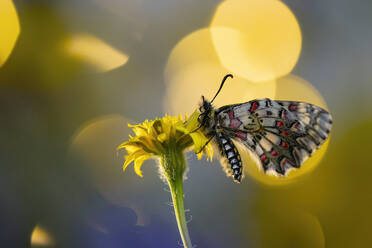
[169,175,192,248]
[162,148,192,248]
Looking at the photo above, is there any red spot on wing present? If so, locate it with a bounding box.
[250,101,258,112]
[266,111,272,116]
[228,110,234,119]
[276,121,284,127]
[281,130,290,136]
[260,154,268,162]
[270,149,279,157]
[236,131,247,140]
[230,119,241,129]
[280,140,289,149]
[228,110,242,129]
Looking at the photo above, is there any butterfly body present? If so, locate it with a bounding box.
[197,75,332,183]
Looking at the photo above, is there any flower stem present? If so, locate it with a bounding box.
[162,148,193,248]
[169,175,192,248]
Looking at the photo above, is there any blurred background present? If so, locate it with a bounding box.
[1,0,371,247]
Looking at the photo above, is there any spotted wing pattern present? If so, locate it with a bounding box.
[216,98,332,176]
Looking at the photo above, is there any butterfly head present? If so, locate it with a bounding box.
[199,95,212,111]
[198,96,212,124]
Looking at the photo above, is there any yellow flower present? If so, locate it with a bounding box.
[117,110,213,178]
[117,111,213,248]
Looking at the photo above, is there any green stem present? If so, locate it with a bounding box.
[169,176,192,248]
[162,148,193,248]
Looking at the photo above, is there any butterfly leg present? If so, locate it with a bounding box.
[196,135,214,154]
[189,123,203,133]
[215,131,243,183]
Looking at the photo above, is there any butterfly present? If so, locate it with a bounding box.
[197,74,332,183]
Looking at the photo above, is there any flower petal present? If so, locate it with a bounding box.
[151,119,163,136]
[205,143,214,161]
[117,141,140,152]
[129,121,150,137]
[157,133,167,143]
[123,153,136,172]
[188,130,214,161]
[122,150,147,172]
[196,150,203,160]
[134,154,151,177]
[117,140,154,154]
[183,110,200,131]
[189,132,207,151]
[176,134,193,148]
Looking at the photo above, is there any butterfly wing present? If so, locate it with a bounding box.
[216,98,332,176]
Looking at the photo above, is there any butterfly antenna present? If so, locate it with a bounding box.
[210,74,233,103]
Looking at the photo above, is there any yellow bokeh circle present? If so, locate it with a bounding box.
[0,0,20,67]
[275,75,328,109]
[242,75,331,185]
[164,28,276,115]
[69,115,151,226]
[69,115,136,206]
[255,208,325,248]
[210,0,301,82]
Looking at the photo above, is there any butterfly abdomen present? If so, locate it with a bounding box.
[216,132,243,182]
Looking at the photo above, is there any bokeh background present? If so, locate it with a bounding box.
[1,0,372,247]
